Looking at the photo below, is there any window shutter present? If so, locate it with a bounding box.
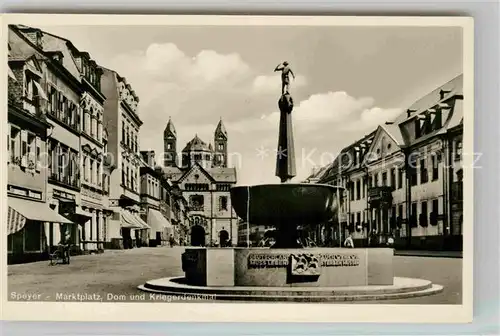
[20,130,28,167]
[7,124,11,164]
[35,136,41,172]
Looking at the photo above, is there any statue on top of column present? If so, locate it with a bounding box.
[274,61,296,96]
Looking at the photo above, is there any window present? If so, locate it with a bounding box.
[356,212,361,225]
[455,140,462,161]
[97,162,101,186]
[432,155,439,181]
[398,168,404,189]
[121,163,125,185]
[356,180,361,200]
[350,182,354,201]
[218,143,224,151]
[27,132,36,169]
[382,172,387,186]
[126,166,130,188]
[126,127,130,148]
[390,168,396,188]
[83,156,88,182]
[431,199,439,225]
[361,179,366,199]
[373,174,378,187]
[47,141,52,176]
[20,130,28,167]
[420,159,428,184]
[189,195,204,210]
[89,159,94,184]
[415,119,422,138]
[10,125,20,163]
[97,118,102,142]
[411,203,418,227]
[219,196,228,211]
[121,121,125,143]
[167,143,172,150]
[420,201,428,226]
[398,204,404,219]
[194,154,202,161]
[131,167,135,191]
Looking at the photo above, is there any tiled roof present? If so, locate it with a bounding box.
[208,167,237,183]
[159,165,236,183]
[160,167,184,182]
[164,117,176,137]
[40,32,81,80]
[395,74,463,124]
[182,134,211,152]
[215,119,228,137]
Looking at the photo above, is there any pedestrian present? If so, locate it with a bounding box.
[344,232,354,248]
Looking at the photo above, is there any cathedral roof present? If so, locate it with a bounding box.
[159,165,237,184]
[182,134,211,152]
[208,167,237,183]
[215,119,227,137]
[164,117,176,137]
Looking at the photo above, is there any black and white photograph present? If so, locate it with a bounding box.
[1,15,473,322]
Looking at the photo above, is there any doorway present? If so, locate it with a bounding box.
[190,225,206,246]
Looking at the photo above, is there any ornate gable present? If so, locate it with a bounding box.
[178,162,215,185]
[366,125,401,163]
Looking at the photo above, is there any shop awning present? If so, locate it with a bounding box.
[71,207,93,224]
[131,212,150,230]
[148,209,172,231]
[8,197,74,235]
[120,209,142,229]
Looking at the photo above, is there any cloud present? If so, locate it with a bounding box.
[116,43,251,88]
[108,44,402,186]
[252,74,307,93]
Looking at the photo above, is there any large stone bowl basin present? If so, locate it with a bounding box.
[230,184,342,226]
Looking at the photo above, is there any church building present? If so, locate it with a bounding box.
[160,118,238,247]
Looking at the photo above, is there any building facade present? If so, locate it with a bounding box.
[139,150,176,247]
[308,75,464,251]
[7,26,76,263]
[100,68,150,249]
[160,119,238,247]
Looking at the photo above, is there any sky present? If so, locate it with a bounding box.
[38,25,463,186]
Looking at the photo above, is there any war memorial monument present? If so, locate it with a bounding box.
[139,63,444,302]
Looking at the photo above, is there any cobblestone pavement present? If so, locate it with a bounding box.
[7,247,462,304]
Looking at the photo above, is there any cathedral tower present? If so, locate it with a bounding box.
[163,117,177,167]
[214,118,228,168]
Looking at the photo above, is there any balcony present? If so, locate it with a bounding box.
[368,186,393,207]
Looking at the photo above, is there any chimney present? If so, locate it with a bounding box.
[407,109,416,118]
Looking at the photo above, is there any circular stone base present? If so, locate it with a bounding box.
[138,277,443,302]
